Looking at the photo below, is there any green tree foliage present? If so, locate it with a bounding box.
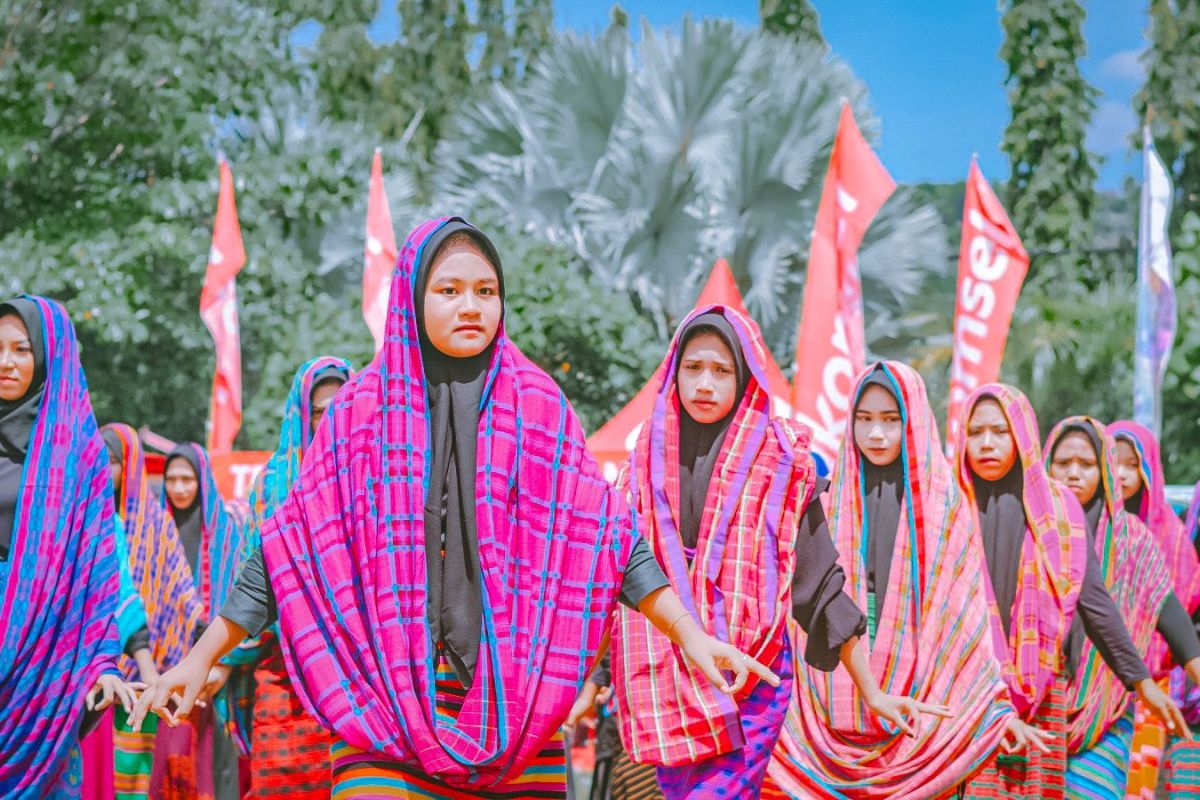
[436,18,947,366]
[760,0,825,46]
[999,0,1099,283]
[1136,0,1200,235]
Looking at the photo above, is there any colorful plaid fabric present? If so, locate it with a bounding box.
[0,296,123,798]
[1163,730,1200,796]
[258,216,637,790]
[221,355,351,757]
[1109,420,1200,677]
[103,422,201,678]
[768,361,1013,798]
[953,384,1088,719]
[960,673,1070,800]
[1176,481,1200,726]
[113,516,149,648]
[1044,417,1173,754]
[611,304,814,770]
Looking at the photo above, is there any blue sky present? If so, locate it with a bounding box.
[555,0,1149,188]
[362,1,1148,188]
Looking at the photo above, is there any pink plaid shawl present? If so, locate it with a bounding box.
[769,362,1012,798]
[1110,420,1200,677]
[1044,417,1173,753]
[954,384,1087,719]
[611,304,815,766]
[259,216,636,790]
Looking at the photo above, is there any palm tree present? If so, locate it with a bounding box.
[435,17,948,364]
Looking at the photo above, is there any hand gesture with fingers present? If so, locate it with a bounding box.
[680,635,780,695]
[1001,717,1054,754]
[864,692,952,737]
[128,653,211,731]
[86,675,144,715]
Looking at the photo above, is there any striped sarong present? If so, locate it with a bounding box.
[328,658,567,798]
[610,752,661,800]
[1065,712,1134,800]
[1163,730,1200,797]
[960,674,1070,799]
[113,707,156,800]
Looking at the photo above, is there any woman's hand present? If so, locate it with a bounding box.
[564,679,612,733]
[1137,678,1192,739]
[679,632,780,696]
[127,652,213,731]
[86,674,143,714]
[200,664,232,703]
[1001,717,1054,754]
[863,690,952,737]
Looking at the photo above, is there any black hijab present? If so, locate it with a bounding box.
[0,299,46,559]
[0,299,46,460]
[164,445,203,575]
[416,220,504,688]
[972,463,1027,636]
[674,312,750,552]
[1052,423,1106,538]
[857,368,904,612]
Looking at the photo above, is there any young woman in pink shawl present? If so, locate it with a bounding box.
[590,308,937,799]
[1045,417,1193,800]
[131,217,777,799]
[953,387,1185,799]
[1110,421,1200,798]
[765,362,1017,799]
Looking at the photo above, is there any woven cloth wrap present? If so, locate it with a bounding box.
[953,383,1087,720]
[103,422,201,679]
[1109,419,1200,677]
[0,296,122,797]
[611,304,815,767]
[1044,417,1172,753]
[258,216,637,790]
[768,361,1013,799]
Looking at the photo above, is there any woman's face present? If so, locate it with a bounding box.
[308,379,344,441]
[676,331,738,424]
[165,457,200,512]
[422,243,502,358]
[965,398,1018,481]
[853,383,903,467]
[0,313,36,402]
[1115,438,1144,503]
[1049,431,1102,506]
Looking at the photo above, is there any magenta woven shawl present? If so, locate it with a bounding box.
[1110,419,1200,677]
[259,216,637,790]
[953,383,1087,719]
[0,296,122,797]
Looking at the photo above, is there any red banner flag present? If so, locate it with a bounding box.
[792,103,895,466]
[200,159,247,453]
[363,149,398,353]
[945,159,1030,450]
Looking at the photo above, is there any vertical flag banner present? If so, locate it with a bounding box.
[200,159,247,453]
[945,158,1030,451]
[1134,126,1176,435]
[792,102,895,467]
[363,149,398,353]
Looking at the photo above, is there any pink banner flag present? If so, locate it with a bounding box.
[945,158,1029,451]
[201,159,247,453]
[792,103,895,467]
[363,149,398,353]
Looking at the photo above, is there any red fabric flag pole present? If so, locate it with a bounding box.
[945,158,1030,452]
[363,149,398,353]
[200,158,247,453]
[791,102,895,467]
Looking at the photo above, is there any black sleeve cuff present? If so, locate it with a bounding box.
[617,537,670,610]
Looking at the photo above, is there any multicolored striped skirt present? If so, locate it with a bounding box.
[610,750,661,800]
[960,674,1069,799]
[1065,711,1134,800]
[1162,729,1200,797]
[329,658,567,799]
[248,641,331,799]
[114,705,157,800]
[1123,698,1164,799]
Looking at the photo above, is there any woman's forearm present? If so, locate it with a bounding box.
[192,616,250,667]
[839,636,884,704]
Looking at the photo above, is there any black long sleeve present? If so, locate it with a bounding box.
[219,547,276,637]
[1157,592,1200,667]
[221,537,669,637]
[123,625,150,658]
[792,479,868,672]
[1069,540,1151,689]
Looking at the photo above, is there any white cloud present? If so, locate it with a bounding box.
[1099,49,1146,83]
[1089,99,1138,155]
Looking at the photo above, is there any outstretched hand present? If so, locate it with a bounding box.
[864,691,952,737]
[86,675,143,715]
[681,635,780,696]
[127,654,211,731]
[1001,717,1054,754]
[1137,678,1192,740]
